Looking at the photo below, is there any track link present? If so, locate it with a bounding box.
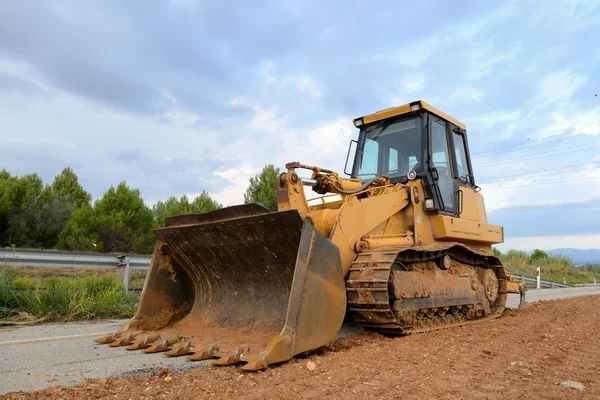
[346,245,507,335]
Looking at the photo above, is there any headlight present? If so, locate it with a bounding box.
[353,118,364,127]
[424,199,434,210]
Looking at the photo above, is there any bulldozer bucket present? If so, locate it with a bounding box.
[96,204,346,370]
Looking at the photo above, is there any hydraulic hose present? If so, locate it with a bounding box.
[331,178,377,195]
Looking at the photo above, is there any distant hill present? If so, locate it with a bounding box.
[544,248,600,265]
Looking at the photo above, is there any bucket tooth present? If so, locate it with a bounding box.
[143,337,181,353]
[187,344,217,361]
[126,333,161,350]
[212,348,242,366]
[94,332,120,344]
[109,331,143,347]
[164,340,193,357]
[240,354,269,371]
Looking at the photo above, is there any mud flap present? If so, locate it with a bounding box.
[96,204,346,370]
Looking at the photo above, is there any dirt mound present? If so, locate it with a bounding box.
[3,295,600,399]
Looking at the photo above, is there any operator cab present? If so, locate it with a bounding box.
[349,100,476,215]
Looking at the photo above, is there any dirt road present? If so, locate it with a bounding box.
[3,294,599,399]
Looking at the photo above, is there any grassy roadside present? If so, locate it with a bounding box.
[500,249,600,284]
[2,248,598,325]
[0,266,145,325]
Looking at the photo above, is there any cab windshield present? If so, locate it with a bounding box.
[352,116,422,180]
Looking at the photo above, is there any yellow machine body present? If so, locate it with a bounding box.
[97,100,516,370]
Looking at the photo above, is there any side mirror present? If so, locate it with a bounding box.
[344,140,358,176]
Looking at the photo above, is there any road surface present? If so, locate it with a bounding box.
[1,286,599,395]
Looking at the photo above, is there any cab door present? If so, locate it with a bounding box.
[449,125,485,221]
[429,116,457,214]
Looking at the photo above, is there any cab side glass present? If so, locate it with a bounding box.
[431,122,453,208]
[453,132,469,180]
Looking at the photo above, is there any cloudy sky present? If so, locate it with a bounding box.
[1,0,599,251]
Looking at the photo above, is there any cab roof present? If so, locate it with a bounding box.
[355,100,466,130]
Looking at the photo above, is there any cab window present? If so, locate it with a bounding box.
[431,121,453,208]
[453,131,470,179]
[354,116,421,180]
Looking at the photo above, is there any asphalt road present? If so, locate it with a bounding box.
[2,286,600,395]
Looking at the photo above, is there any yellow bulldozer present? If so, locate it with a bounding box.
[97,100,523,370]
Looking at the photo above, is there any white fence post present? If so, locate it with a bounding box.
[536,267,541,289]
[124,256,130,292]
[563,277,566,285]
[117,255,130,292]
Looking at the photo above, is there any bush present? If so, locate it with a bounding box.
[11,275,34,290]
[0,267,139,324]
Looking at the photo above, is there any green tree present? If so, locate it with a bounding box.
[153,191,222,227]
[94,182,155,254]
[1,168,90,248]
[0,170,15,245]
[243,164,280,211]
[57,205,103,251]
[9,190,76,248]
[58,182,155,254]
[0,173,44,247]
[529,249,549,263]
[50,167,91,208]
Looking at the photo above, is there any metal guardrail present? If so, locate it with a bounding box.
[510,273,570,289]
[0,249,590,290]
[0,248,151,270]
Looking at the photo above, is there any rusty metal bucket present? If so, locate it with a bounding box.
[95,204,346,370]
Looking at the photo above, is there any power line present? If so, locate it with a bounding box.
[479,161,600,183]
[477,140,600,168]
[480,173,600,188]
[489,201,600,212]
[491,206,600,212]
[473,134,579,158]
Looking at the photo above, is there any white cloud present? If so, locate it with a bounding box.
[538,70,586,102]
[400,73,427,93]
[229,95,288,133]
[250,106,287,133]
[524,104,600,140]
[262,62,276,85]
[230,96,249,107]
[451,88,484,102]
[466,109,520,139]
[571,108,600,136]
[199,95,355,205]
[385,1,517,69]
[163,109,200,128]
[210,165,257,206]
[465,39,522,81]
[284,75,322,98]
[257,62,322,98]
[481,167,600,212]
[0,59,52,92]
[228,115,353,205]
[496,234,600,252]
[282,117,354,173]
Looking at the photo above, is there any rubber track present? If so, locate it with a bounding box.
[346,245,507,335]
